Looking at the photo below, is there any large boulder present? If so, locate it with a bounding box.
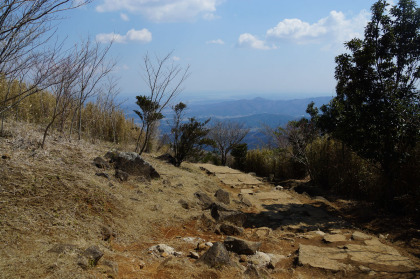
[198,242,231,267]
[194,191,214,209]
[215,189,230,204]
[108,151,160,179]
[223,236,261,255]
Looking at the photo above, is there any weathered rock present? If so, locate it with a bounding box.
[178,199,193,209]
[115,169,129,182]
[215,189,230,204]
[323,234,347,243]
[240,197,252,207]
[224,237,261,255]
[93,156,110,169]
[194,191,214,209]
[248,251,271,268]
[298,244,349,271]
[215,223,244,236]
[211,204,246,227]
[95,172,110,179]
[189,251,199,259]
[101,226,114,241]
[198,242,231,267]
[266,253,286,269]
[111,152,160,179]
[351,231,372,241]
[78,246,104,269]
[148,244,182,257]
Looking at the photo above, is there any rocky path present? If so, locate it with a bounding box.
[190,164,420,278]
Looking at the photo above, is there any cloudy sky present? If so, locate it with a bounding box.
[60,0,396,100]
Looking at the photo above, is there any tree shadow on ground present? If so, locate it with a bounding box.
[243,202,349,232]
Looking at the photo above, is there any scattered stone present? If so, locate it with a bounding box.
[359,265,371,273]
[205,242,213,247]
[189,251,199,259]
[115,169,129,182]
[248,172,256,176]
[215,223,244,236]
[93,157,110,169]
[197,242,208,251]
[224,236,261,255]
[182,237,203,244]
[101,226,113,241]
[379,234,388,240]
[266,253,286,269]
[275,186,283,190]
[352,231,372,241]
[254,227,272,239]
[248,251,271,268]
[194,191,214,209]
[95,172,110,179]
[138,261,145,269]
[239,254,248,262]
[240,197,252,207]
[199,212,216,230]
[244,265,270,279]
[313,196,329,203]
[148,244,180,258]
[323,234,347,243]
[198,242,231,267]
[111,151,160,179]
[215,189,230,204]
[211,204,247,227]
[315,230,326,237]
[78,246,104,269]
[178,199,192,209]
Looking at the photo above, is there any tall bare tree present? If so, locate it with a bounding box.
[208,121,249,166]
[134,51,190,155]
[69,39,115,140]
[0,0,91,116]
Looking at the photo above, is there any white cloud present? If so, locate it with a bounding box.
[96,0,223,22]
[96,28,152,44]
[266,10,369,45]
[120,13,129,21]
[173,56,181,61]
[206,39,224,45]
[237,33,274,50]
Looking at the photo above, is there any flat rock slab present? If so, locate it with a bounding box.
[299,240,416,272]
[198,164,263,186]
[323,234,347,243]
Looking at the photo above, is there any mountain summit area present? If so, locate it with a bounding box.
[1,121,419,279]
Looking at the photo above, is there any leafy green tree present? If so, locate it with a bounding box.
[170,102,210,167]
[134,95,163,154]
[315,0,420,197]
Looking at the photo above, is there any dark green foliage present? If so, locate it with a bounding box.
[314,0,420,198]
[231,143,247,170]
[134,95,164,154]
[170,102,210,167]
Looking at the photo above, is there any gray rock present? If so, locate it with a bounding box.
[215,223,244,236]
[95,172,110,179]
[248,251,271,268]
[224,236,261,255]
[115,169,129,181]
[240,197,252,207]
[111,151,160,179]
[211,204,246,227]
[194,191,214,209]
[215,189,230,204]
[178,199,192,209]
[189,251,199,259]
[93,157,110,169]
[78,246,104,269]
[198,242,231,267]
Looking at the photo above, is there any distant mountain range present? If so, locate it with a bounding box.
[123,96,332,149]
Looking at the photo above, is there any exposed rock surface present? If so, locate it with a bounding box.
[224,237,261,255]
[78,246,104,269]
[215,189,230,204]
[198,242,231,267]
[215,223,244,236]
[323,233,347,243]
[108,151,160,179]
[194,191,214,209]
[93,157,110,169]
[210,203,246,226]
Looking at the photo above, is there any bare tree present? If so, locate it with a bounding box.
[69,39,115,140]
[0,0,91,116]
[134,51,190,155]
[208,121,249,166]
[41,50,82,148]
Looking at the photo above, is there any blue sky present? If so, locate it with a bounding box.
[59,0,404,101]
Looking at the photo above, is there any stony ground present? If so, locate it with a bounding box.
[0,121,419,279]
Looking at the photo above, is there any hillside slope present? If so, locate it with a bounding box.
[1,121,419,279]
